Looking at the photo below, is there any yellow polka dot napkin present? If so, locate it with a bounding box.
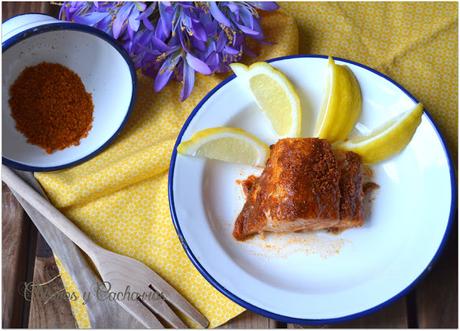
[35,3,457,328]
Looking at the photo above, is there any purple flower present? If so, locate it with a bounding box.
[60,2,154,39]
[59,1,279,101]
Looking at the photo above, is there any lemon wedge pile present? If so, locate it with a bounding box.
[230,62,301,138]
[178,58,423,167]
[335,103,423,164]
[314,56,362,142]
[177,127,269,167]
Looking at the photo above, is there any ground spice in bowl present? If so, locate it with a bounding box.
[9,62,94,154]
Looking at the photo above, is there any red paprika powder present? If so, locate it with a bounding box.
[9,62,94,154]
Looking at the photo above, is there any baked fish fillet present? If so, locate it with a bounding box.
[233,138,374,241]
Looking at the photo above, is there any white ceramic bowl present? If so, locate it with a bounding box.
[2,14,136,171]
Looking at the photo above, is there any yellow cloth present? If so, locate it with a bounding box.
[35,2,458,328]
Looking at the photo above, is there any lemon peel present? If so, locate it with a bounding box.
[314,56,362,142]
[335,103,424,164]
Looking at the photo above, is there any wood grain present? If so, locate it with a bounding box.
[2,1,50,21]
[28,236,76,328]
[220,311,278,328]
[2,184,31,327]
[415,220,458,328]
[288,296,408,328]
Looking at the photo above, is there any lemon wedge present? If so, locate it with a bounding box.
[177,127,269,167]
[335,103,424,164]
[230,62,302,138]
[314,56,362,142]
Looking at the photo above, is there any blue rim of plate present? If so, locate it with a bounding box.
[168,54,457,325]
[2,14,137,172]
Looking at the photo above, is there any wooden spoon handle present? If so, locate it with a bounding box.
[2,165,98,258]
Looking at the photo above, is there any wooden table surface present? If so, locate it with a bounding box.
[2,2,458,329]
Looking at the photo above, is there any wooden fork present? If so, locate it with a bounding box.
[10,170,144,328]
[2,165,209,329]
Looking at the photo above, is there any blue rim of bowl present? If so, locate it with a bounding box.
[2,14,137,172]
[168,54,457,325]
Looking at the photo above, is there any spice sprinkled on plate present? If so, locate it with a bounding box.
[9,62,94,154]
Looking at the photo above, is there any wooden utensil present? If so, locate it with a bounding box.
[2,165,209,329]
[10,170,144,328]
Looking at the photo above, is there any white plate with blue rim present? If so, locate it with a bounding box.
[2,13,136,172]
[168,55,455,324]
